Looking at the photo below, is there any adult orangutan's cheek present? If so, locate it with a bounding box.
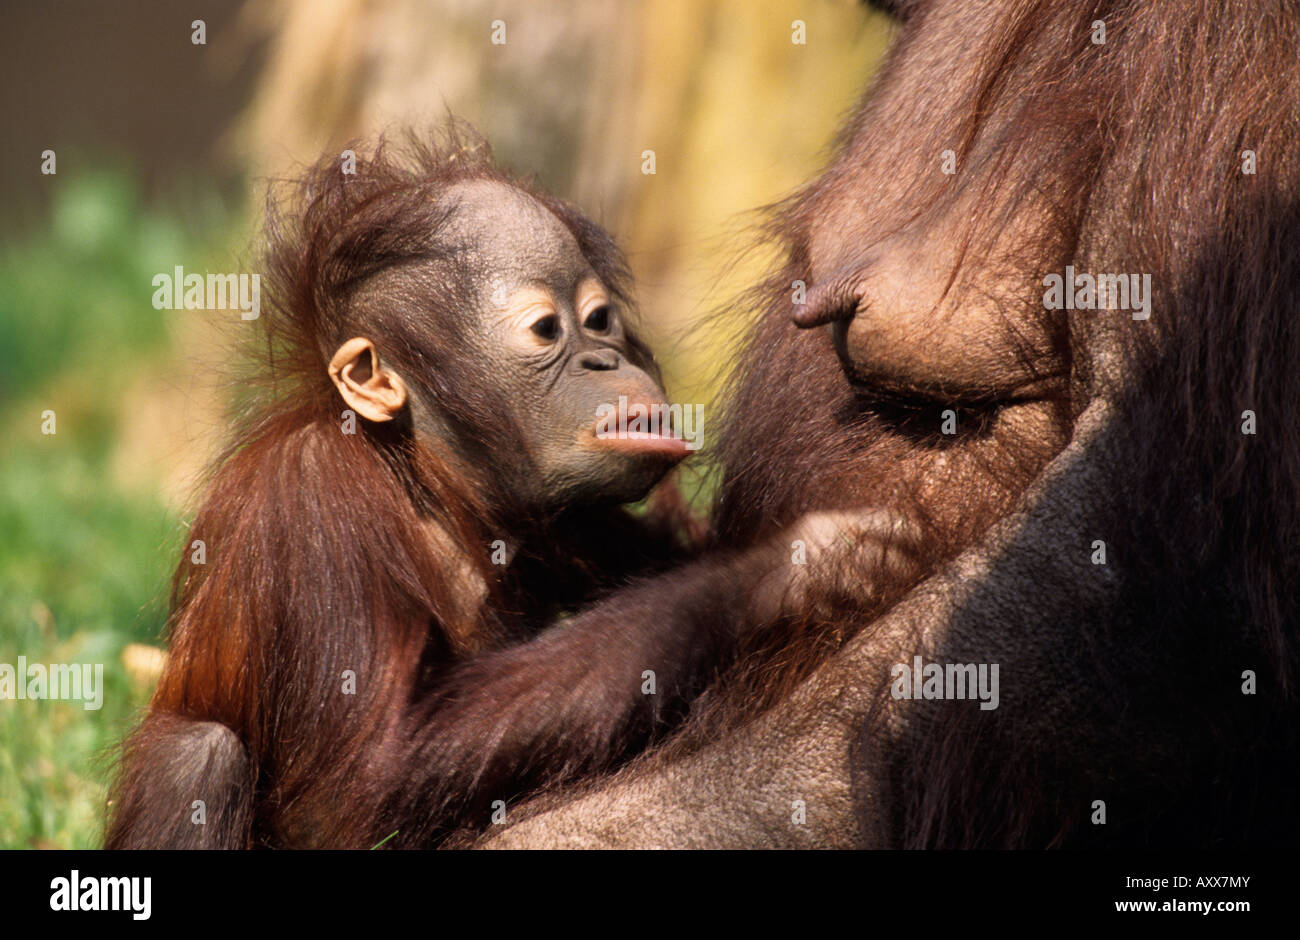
[832,315,916,390]
[830,318,874,385]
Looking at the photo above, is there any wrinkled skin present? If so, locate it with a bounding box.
[347,178,690,511]
[428,181,689,509]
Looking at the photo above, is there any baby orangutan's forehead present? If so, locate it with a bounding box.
[439,179,590,292]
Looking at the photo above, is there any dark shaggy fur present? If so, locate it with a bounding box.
[486,0,1300,851]
[699,0,1300,847]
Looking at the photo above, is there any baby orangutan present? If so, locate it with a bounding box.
[106,131,890,849]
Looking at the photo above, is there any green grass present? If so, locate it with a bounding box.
[0,169,238,848]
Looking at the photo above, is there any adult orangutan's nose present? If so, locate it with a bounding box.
[792,274,864,329]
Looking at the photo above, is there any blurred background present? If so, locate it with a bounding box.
[0,0,890,847]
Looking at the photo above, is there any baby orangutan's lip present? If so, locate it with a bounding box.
[581,421,691,461]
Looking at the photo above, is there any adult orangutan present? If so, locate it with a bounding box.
[481,0,1300,848]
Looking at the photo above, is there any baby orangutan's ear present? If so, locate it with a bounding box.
[327,337,408,422]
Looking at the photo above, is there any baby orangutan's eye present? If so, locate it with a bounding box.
[531,315,560,341]
[584,305,611,333]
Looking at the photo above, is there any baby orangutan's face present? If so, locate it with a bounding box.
[330,179,688,513]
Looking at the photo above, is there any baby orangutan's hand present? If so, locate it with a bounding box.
[748,508,921,623]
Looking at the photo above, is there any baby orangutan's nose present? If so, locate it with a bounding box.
[573,348,621,371]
